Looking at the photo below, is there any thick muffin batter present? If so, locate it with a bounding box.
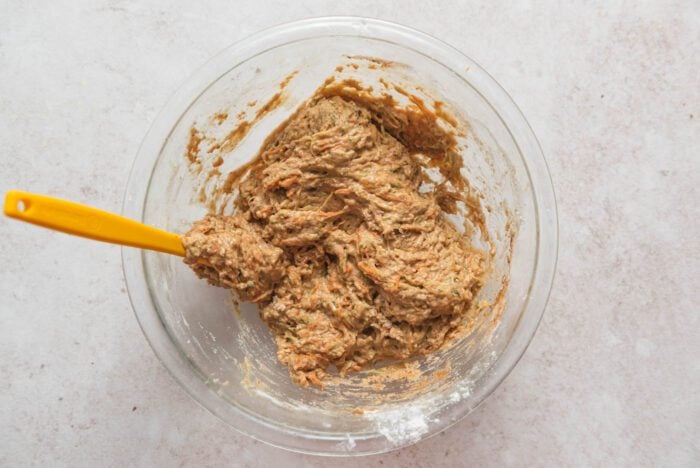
[183,94,485,387]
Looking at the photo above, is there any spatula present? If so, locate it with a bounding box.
[3,190,185,256]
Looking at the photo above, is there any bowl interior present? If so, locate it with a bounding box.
[126,19,552,455]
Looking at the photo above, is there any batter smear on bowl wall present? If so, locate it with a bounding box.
[182,75,491,388]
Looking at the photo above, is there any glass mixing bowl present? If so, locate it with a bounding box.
[122,17,557,455]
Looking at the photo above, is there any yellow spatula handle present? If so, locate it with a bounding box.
[3,190,185,256]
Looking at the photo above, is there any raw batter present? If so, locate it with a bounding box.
[183,93,485,388]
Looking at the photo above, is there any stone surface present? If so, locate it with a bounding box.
[1,1,698,466]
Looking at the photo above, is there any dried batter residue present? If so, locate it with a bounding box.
[211,112,228,125]
[186,127,204,164]
[185,70,300,172]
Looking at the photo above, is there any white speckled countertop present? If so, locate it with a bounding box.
[1,1,698,466]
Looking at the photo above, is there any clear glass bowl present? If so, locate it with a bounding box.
[122,17,557,456]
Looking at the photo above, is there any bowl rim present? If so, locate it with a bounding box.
[122,15,558,456]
